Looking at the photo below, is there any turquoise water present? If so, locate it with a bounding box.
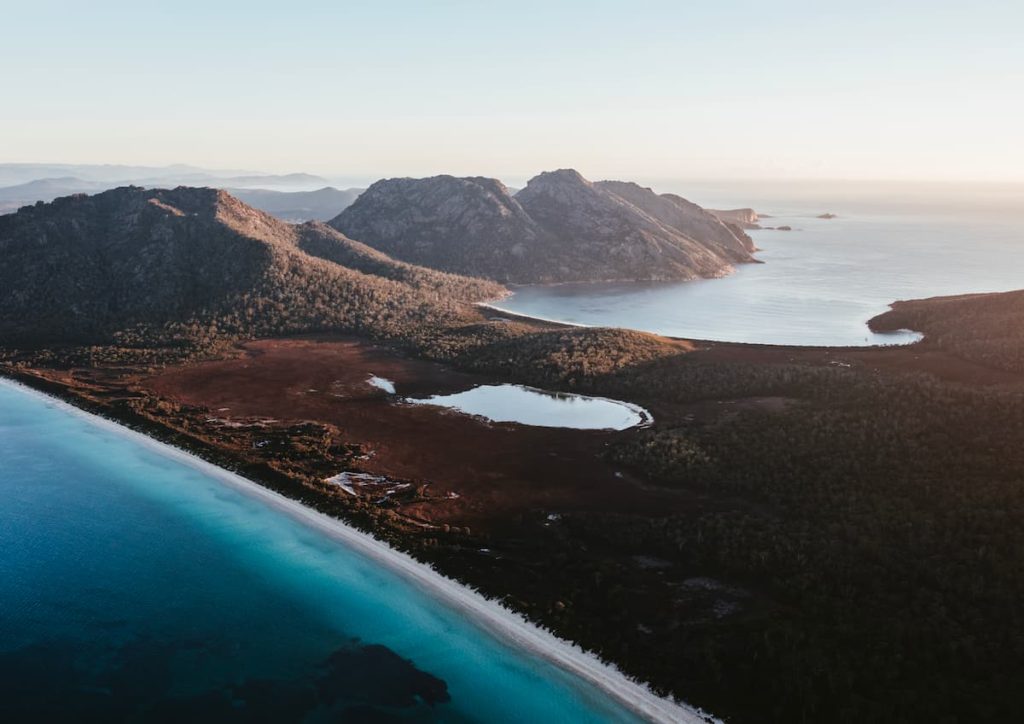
[0,381,668,722]
[406,385,650,430]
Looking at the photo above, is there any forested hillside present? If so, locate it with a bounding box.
[871,290,1024,372]
[0,187,501,351]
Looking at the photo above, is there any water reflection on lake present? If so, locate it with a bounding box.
[406,384,651,430]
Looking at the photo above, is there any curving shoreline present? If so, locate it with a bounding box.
[481,296,923,350]
[477,300,593,329]
[1,377,712,724]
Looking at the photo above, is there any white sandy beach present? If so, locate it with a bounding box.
[1,377,712,724]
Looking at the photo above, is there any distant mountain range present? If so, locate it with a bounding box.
[228,187,363,222]
[0,163,329,188]
[0,177,113,213]
[0,186,499,349]
[0,166,362,220]
[330,169,755,284]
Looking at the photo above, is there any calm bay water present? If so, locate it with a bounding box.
[0,382,675,722]
[494,185,1024,346]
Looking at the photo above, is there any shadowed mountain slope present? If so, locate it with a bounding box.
[594,180,755,257]
[0,186,502,349]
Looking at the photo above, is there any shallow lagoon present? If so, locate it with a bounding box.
[0,381,688,722]
[406,384,651,430]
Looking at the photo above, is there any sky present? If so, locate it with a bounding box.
[3,0,1023,183]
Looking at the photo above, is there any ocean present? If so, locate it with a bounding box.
[0,381,694,723]
[492,180,1024,346]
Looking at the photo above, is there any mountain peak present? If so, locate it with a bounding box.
[519,168,590,191]
[329,175,542,283]
[331,170,756,284]
[538,168,587,182]
[0,187,500,349]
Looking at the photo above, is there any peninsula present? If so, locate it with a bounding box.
[4,184,1024,723]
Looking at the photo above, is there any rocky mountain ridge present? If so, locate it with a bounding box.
[0,186,501,349]
[331,169,756,283]
[707,208,761,229]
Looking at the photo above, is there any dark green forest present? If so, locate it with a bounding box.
[871,289,1024,372]
[5,187,1024,722]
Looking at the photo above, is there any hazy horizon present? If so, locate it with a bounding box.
[2,161,1022,219]
[4,1,1023,184]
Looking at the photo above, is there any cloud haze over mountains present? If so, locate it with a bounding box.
[0,164,364,219]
